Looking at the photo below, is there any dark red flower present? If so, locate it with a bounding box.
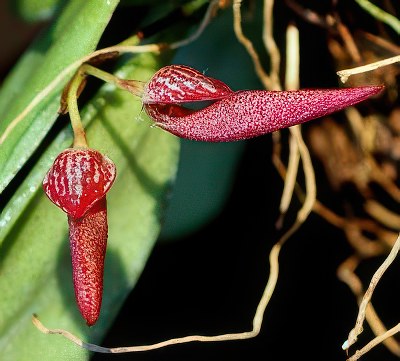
[43,148,116,326]
[142,65,384,142]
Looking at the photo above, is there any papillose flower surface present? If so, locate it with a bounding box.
[43,148,116,326]
[41,64,383,326]
[143,65,384,142]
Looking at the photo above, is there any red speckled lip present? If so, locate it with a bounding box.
[145,86,384,142]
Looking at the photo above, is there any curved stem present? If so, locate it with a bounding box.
[67,71,88,148]
[81,64,145,97]
[66,63,144,148]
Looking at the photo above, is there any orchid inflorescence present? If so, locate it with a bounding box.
[43,63,383,326]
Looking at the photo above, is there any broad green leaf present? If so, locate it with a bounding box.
[0,0,120,193]
[0,52,179,361]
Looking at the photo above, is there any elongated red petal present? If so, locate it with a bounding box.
[145,86,384,142]
[68,196,108,326]
[142,65,233,104]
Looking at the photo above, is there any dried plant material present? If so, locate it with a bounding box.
[388,108,400,134]
[278,134,300,218]
[285,22,315,224]
[344,222,386,258]
[308,118,371,194]
[343,233,400,351]
[285,23,300,91]
[262,0,281,90]
[272,8,398,360]
[290,126,316,223]
[347,323,400,361]
[364,200,400,230]
[336,21,362,63]
[337,256,400,356]
[232,0,273,90]
[345,104,373,153]
[368,157,400,203]
[281,9,399,358]
[337,55,400,83]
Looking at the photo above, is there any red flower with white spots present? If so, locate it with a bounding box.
[143,65,384,142]
[43,148,116,326]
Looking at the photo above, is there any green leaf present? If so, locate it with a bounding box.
[0,0,120,193]
[0,52,179,360]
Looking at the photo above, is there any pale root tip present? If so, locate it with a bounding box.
[339,75,349,84]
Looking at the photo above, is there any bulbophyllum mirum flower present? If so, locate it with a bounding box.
[43,148,116,326]
[142,65,384,142]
